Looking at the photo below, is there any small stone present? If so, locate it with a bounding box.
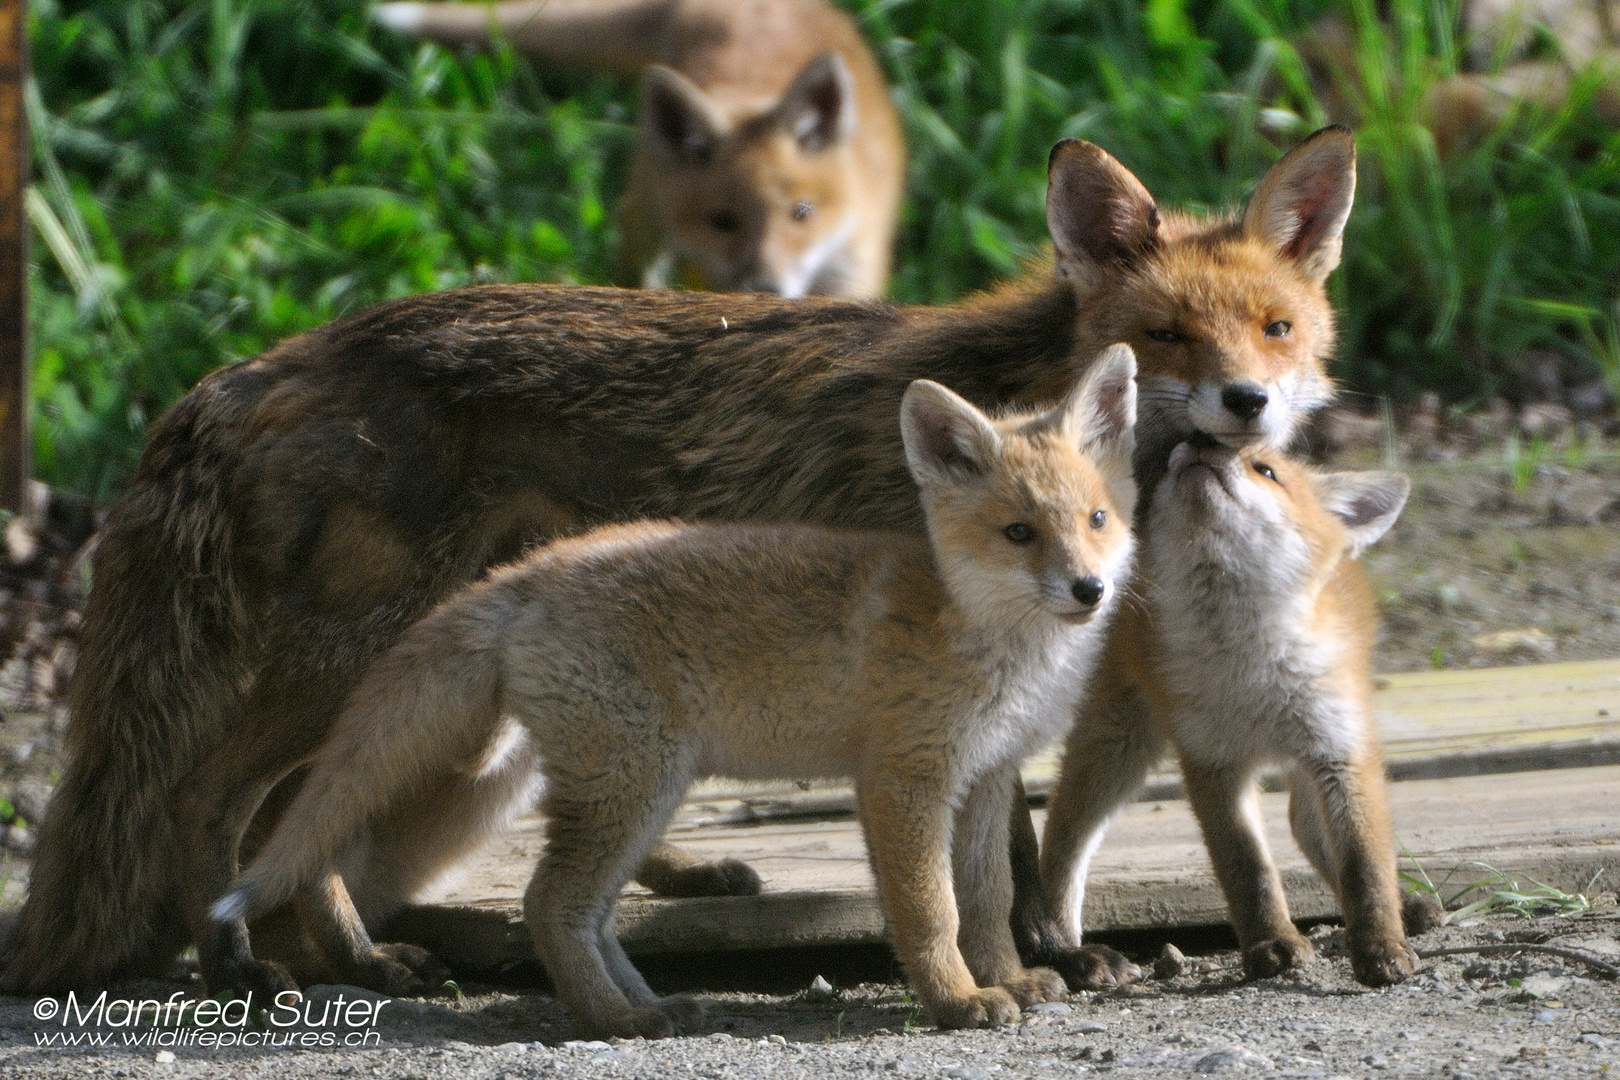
[154,1051,176,1065]
[1027,1002,1072,1015]
[943,1067,988,1080]
[562,1039,613,1052]
[1154,942,1186,980]
[806,975,836,1000]
[1073,1019,1108,1033]
[1578,1033,1612,1047]
[767,1034,787,1046]
[1533,1008,1567,1024]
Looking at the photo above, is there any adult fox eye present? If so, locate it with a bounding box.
[1146,329,1182,344]
[1264,320,1292,339]
[710,210,742,233]
[1089,509,1107,529]
[1254,463,1277,481]
[1004,523,1034,543]
[792,200,814,222]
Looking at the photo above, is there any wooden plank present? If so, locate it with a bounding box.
[672,659,1620,825]
[389,763,1620,965]
[0,0,25,512]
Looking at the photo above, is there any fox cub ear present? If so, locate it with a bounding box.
[1244,125,1357,282]
[901,381,1002,486]
[1046,140,1161,287]
[1057,343,1137,463]
[775,51,856,152]
[643,65,729,163]
[1311,470,1410,559]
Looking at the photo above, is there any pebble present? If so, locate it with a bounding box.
[767,1033,788,1046]
[1072,1020,1108,1033]
[1154,943,1187,980]
[806,975,837,1000]
[1026,1002,1071,1015]
[943,1067,988,1080]
[562,1039,613,1052]
[154,1051,175,1065]
[1578,1033,1612,1047]
[1532,1009,1567,1024]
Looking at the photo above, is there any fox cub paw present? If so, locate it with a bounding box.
[1242,933,1316,980]
[1350,937,1419,987]
[607,996,706,1040]
[1046,943,1143,991]
[646,858,763,898]
[932,986,1020,1030]
[1000,966,1068,1007]
[1401,892,1445,936]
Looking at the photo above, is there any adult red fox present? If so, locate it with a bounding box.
[3,128,1354,997]
[372,0,904,297]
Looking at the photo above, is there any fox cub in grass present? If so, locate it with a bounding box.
[373,0,903,298]
[216,348,1139,1037]
[1040,436,1441,987]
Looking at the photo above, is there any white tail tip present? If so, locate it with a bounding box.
[209,891,250,924]
[370,2,428,33]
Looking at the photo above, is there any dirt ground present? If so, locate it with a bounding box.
[0,908,1615,1078]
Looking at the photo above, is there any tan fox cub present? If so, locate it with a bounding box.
[216,352,1140,1036]
[6,129,1351,999]
[1038,438,1435,987]
[372,0,903,298]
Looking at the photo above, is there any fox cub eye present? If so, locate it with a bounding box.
[1146,329,1183,344]
[1004,523,1034,544]
[1264,320,1291,339]
[1089,509,1107,529]
[710,210,742,233]
[1254,462,1278,481]
[792,201,814,221]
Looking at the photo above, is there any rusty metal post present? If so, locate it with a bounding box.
[0,0,27,513]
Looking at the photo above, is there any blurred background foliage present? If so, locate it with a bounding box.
[24,0,1620,500]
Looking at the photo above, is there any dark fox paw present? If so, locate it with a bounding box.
[1350,936,1419,987]
[209,956,299,1002]
[342,942,453,997]
[646,858,763,898]
[1401,892,1445,936]
[932,986,1020,1030]
[1045,943,1143,991]
[1242,933,1316,980]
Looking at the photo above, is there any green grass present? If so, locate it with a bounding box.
[1401,855,1595,921]
[25,0,1620,501]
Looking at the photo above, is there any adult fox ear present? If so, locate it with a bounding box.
[1311,469,1409,558]
[1046,140,1161,288]
[643,65,729,163]
[1243,125,1357,282]
[775,51,856,152]
[1059,343,1137,464]
[901,380,1002,487]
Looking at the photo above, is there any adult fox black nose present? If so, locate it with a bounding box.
[1072,576,1105,607]
[1221,382,1269,421]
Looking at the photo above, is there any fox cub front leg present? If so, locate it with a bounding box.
[1287,762,1420,987]
[858,770,1019,1029]
[953,766,1067,1008]
[1180,761,1315,980]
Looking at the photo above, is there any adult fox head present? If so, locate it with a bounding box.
[641,52,865,298]
[1046,127,1356,452]
[901,345,1138,631]
[1151,438,1409,603]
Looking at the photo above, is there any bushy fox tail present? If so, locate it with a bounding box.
[212,593,506,927]
[371,0,676,75]
[1,395,254,992]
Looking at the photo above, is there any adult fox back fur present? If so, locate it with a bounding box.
[372,0,904,298]
[4,128,1356,994]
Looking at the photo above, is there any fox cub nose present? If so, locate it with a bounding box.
[1072,576,1106,608]
[1221,382,1269,421]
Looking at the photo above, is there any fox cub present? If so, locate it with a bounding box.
[373,0,904,298]
[217,347,1139,1037]
[1040,437,1436,987]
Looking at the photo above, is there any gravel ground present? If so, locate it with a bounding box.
[0,910,1615,1078]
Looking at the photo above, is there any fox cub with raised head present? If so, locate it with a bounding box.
[216,349,1139,1037]
[373,0,903,298]
[1039,437,1439,987]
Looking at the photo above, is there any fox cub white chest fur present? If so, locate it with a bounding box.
[218,347,1139,1038]
[1041,437,1435,987]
